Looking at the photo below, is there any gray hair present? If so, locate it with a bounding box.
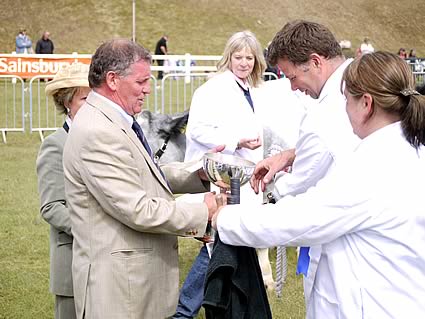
[216,30,266,87]
[89,39,152,88]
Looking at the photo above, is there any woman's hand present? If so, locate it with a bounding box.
[237,136,262,150]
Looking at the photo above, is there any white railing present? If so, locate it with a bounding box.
[0,75,25,143]
[0,52,285,142]
[28,75,64,141]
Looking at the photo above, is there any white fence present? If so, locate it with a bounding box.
[29,75,61,140]
[407,60,425,73]
[0,75,25,143]
[2,52,424,143]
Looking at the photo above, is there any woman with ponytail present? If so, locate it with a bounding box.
[343,51,425,149]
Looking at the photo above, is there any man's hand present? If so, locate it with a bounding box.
[250,149,296,193]
[211,205,224,230]
[204,192,218,221]
[238,136,262,150]
[204,192,227,221]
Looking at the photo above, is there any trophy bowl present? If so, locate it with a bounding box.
[202,152,256,189]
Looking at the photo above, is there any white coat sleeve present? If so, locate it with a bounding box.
[217,169,375,248]
[274,131,334,197]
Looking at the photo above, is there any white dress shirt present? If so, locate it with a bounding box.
[217,122,425,318]
[91,91,133,125]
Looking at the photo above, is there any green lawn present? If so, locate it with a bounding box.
[0,132,304,318]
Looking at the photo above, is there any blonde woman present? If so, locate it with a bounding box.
[174,30,267,319]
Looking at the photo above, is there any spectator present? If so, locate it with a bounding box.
[264,41,279,81]
[360,37,374,55]
[154,34,168,80]
[398,48,407,59]
[15,28,33,54]
[407,48,417,62]
[36,31,54,54]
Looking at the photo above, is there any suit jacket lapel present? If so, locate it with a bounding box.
[85,93,171,193]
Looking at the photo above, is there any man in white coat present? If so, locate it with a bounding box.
[249,20,359,307]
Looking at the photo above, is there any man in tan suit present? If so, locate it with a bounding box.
[63,39,217,319]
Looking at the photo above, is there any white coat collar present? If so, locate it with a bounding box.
[318,58,353,103]
[354,121,403,153]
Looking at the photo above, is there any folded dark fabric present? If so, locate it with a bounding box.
[203,233,272,319]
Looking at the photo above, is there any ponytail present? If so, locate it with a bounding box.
[400,94,425,148]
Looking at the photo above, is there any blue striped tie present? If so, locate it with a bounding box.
[132,119,169,185]
[132,119,154,158]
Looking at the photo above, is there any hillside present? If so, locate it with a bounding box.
[1,0,425,56]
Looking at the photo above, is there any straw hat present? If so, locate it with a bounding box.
[45,62,90,96]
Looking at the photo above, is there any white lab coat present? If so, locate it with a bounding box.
[218,122,425,318]
[252,78,308,153]
[185,70,263,164]
[272,59,360,303]
[274,59,358,198]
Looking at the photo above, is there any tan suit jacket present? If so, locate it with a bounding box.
[36,126,74,298]
[63,92,209,319]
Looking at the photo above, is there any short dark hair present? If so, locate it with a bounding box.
[89,39,152,88]
[267,20,342,66]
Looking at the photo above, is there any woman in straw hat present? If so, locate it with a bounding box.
[36,62,90,319]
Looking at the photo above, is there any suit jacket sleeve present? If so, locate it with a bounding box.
[78,126,208,236]
[36,133,72,236]
[161,160,210,194]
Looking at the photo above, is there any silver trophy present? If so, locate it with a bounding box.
[202,152,255,239]
[202,152,255,193]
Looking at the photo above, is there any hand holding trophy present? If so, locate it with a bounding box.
[202,152,255,233]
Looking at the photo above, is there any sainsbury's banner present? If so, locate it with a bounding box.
[0,54,92,78]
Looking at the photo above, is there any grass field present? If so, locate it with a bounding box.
[2,0,425,56]
[0,132,305,318]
